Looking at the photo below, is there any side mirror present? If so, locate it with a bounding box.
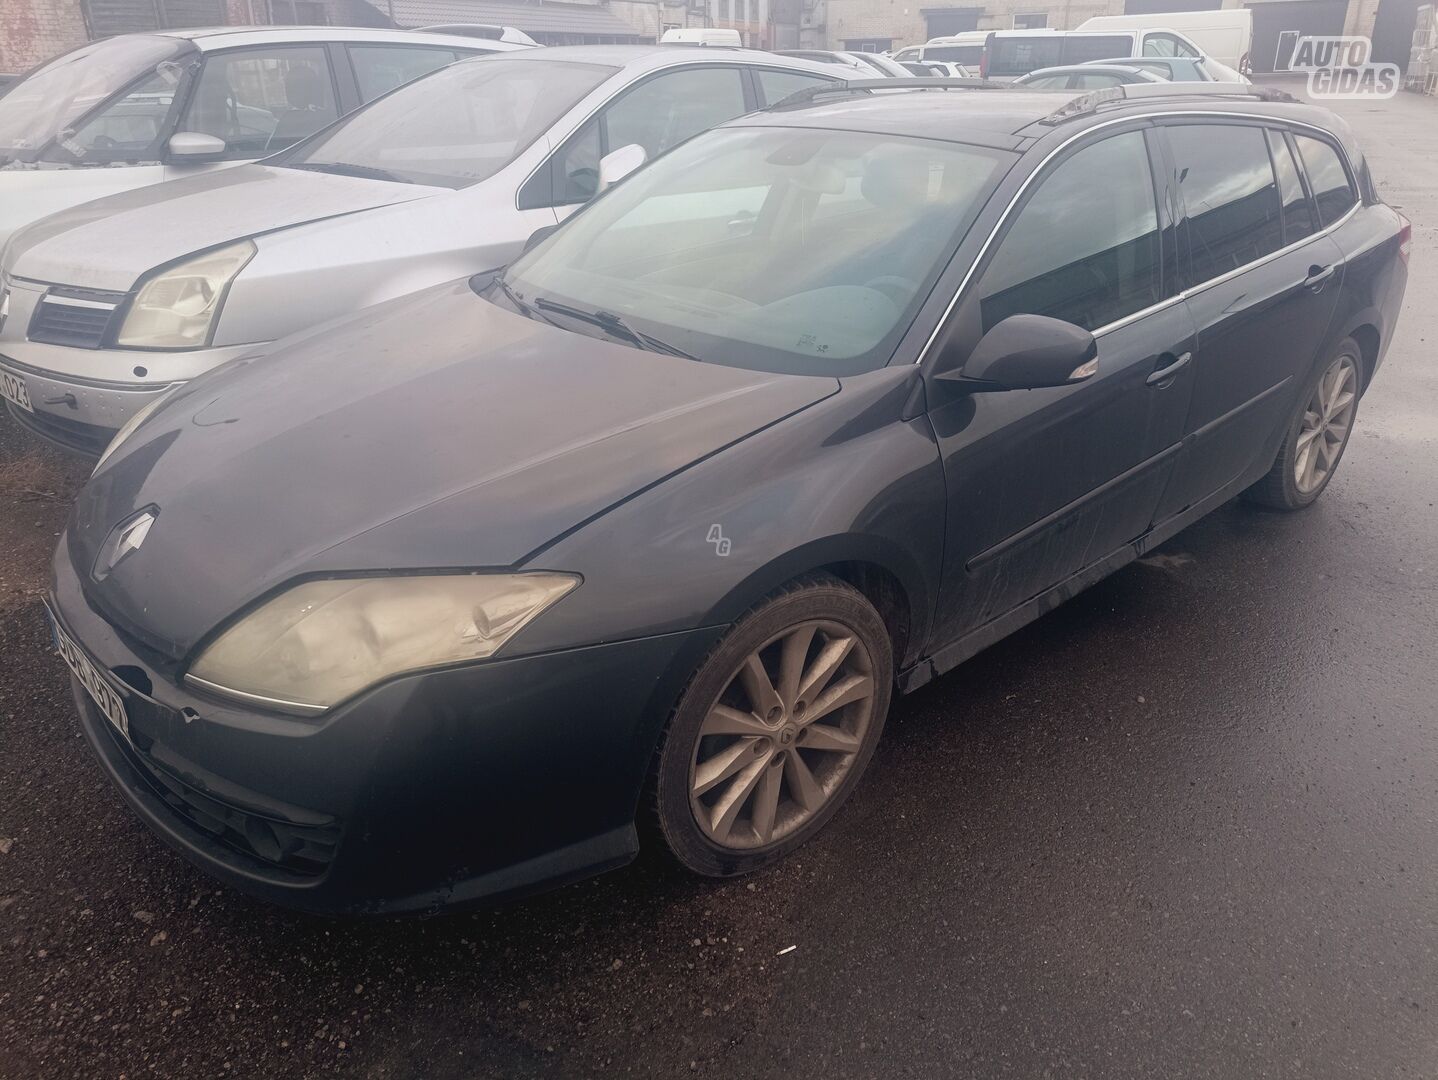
[938,314,1098,392]
[168,131,227,162]
[522,224,559,254]
[597,143,646,192]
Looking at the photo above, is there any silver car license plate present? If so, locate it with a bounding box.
[51,614,129,740]
[0,368,31,412]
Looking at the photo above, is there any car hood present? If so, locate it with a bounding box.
[69,279,840,658]
[4,164,441,292]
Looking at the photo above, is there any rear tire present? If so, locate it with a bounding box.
[1243,338,1362,511]
[648,574,893,877]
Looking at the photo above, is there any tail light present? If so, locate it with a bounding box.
[1397,214,1411,266]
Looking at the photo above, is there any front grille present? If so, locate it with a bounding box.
[6,399,114,456]
[28,286,125,349]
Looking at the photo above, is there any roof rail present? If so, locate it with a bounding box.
[1038,81,1300,124]
[769,76,1013,110]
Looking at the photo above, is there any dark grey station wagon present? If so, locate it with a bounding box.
[48,82,1409,913]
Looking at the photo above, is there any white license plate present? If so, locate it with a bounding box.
[0,368,32,412]
[51,614,129,740]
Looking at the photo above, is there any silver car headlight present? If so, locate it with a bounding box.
[117,240,255,350]
[185,573,581,715]
[91,385,181,475]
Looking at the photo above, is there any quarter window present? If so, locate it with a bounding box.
[1267,129,1315,243]
[754,68,837,106]
[181,46,337,158]
[1294,134,1357,225]
[1167,124,1283,285]
[979,130,1162,332]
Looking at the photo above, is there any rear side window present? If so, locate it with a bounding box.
[348,45,463,102]
[1167,124,1283,284]
[926,44,983,64]
[1294,134,1357,225]
[988,37,1063,76]
[1060,36,1133,64]
[979,129,1162,332]
[1266,129,1315,243]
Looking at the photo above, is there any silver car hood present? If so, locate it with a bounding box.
[3,164,442,292]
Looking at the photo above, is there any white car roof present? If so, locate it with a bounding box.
[161,26,532,53]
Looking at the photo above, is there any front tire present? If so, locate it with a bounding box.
[1243,339,1362,511]
[650,574,893,877]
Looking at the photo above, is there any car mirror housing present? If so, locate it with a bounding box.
[168,131,227,162]
[598,143,647,192]
[937,314,1098,392]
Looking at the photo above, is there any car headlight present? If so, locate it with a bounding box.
[185,573,580,715]
[117,240,255,350]
[91,385,180,475]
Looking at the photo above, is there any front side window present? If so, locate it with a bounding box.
[1267,128,1315,243]
[1167,123,1283,285]
[1294,134,1357,225]
[181,46,337,158]
[1145,32,1199,58]
[503,127,1008,375]
[979,130,1161,332]
[348,45,464,102]
[276,58,614,188]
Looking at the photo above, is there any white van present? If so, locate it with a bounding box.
[981,28,1246,82]
[890,32,989,70]
[1078,10,1253,73]
[660,28,744,46]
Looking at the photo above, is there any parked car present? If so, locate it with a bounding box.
[661,28,744,46]
[46,82,1409,914]
[417,23,540,46]
[981,28,1245,83]
[0,27,530,252]
[1083,55,1227,82]
[777,50,910,77]
[1013,63,1166,89]
[901,60,973,78]
[0,73,18,95]
[889,32,988,70]
[1079,10,1253,74]
[0,46,845,455]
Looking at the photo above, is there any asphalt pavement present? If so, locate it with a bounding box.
[1,83,1435,1079]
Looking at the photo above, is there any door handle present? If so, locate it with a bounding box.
[1146,351,1191,387]
[1304,263,1337,292]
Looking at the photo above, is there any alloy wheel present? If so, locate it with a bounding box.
[1294,353,1358,495]
[688,619,876,850]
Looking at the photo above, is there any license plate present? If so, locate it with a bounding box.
[0,368,32,412]
[51,614,129,740]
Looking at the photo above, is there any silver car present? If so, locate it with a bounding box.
[0,46,845,454]
[0,26,531,252]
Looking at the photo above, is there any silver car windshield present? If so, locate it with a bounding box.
[0,35,190,163]
[275,58,616,189]
[501,126,1009,375]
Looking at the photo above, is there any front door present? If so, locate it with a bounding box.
[926,125,1197,650]
[1150,121,1344,522]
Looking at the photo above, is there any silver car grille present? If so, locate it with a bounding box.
[28,287,125,349]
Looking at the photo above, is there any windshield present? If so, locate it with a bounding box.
[274,57,615,189]
[501,126,1008,376]
[0,35,191,162]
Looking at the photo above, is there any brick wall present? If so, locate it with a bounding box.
[0,0,90,73]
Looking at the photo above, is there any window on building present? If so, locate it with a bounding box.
[843,39,893,53]
[1166,124,1284,284]
[1012,13,1048,29]
[979,130,1162,332]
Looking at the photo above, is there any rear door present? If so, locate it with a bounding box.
[1150,120,1344,522]
[926,123,1197,647]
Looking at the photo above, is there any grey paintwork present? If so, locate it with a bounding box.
[0,47,846,445]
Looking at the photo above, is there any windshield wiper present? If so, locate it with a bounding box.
[532,296,697,360]
[285,161,412,184]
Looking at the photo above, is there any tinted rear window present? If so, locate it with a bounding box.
[988,37,1063,76]
[926,45,984,64]
[1061,36,1133,64]
[1167,124,1283,284]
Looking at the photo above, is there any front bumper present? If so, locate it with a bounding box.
[0,354,176,456]
[49,544,723,915]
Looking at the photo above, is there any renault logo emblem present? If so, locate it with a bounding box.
[94,508,156,581]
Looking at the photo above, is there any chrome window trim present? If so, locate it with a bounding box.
[915,109,1362,363]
